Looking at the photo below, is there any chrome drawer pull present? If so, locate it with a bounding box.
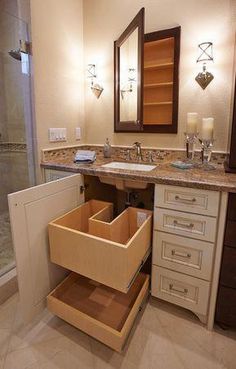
[175,195,196,203]
[173,220,194,229]
[171,250,191,258]
[169,284,188,294]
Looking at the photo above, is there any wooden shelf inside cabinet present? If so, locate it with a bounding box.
[142,26,180,133]
[144,62,174,71]
[144,82,173,88]
[144,101,172,106]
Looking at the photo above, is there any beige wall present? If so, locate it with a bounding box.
[30,0,84,160]
[83,0,235,151]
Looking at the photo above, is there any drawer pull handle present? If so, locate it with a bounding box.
[175,195,196,203]
[173,220,194,229]
[169,284,188,294]
[171,250,191,258]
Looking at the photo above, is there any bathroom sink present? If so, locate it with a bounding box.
[102,162,156,172]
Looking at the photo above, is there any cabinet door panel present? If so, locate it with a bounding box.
[8,174,84,323]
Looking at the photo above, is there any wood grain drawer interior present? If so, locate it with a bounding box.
[152,266,210,315]
[154,184,219,216]
[49,200,152,292]
[154,208,216,242]
[47,272,149,352]
[152,232,214,280]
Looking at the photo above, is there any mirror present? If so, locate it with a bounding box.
[114,8,181,133]
[114,8,144,132]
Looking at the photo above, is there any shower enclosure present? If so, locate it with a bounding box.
[0,7,35,278]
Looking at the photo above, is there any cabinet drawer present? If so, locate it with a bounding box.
[151,266,210,315]
[49,200,152,293]
[47,272,149,352]
[154,208,217,242]
[152,232,214,280]
[155,184,219,216]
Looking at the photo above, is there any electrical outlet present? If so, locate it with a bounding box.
[76,127,81,140]
[49,128,67,142]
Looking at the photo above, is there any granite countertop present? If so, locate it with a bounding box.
[41,145,236,193]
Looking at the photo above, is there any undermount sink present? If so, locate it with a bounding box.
[99,161,156,191]
[101,162,156,172]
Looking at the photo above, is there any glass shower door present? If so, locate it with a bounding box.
[0,11,35,277]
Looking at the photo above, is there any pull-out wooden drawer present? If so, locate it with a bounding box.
[47,272,149,352]
[49,200,152,292]
[154,208,216,242]
[152,266,210,315]
[152,232,214,281]
[155,184,219,216]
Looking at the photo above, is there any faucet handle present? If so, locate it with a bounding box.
[133,141,141,147]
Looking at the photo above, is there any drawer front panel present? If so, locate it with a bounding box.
[155,184,219,216]
[154,208,217,242]
[151,266,210,315]
[152,232,214,280]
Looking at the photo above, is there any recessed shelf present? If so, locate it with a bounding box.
[144,82,173,88]
[144,62,174,71]
[144,101,173,106]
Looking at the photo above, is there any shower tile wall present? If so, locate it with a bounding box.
[0,1,26,143]
[0,0,31,275]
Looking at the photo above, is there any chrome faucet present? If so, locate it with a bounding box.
[133,142,142,162]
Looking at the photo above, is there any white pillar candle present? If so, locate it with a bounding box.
[187,113,198,134]
[202,117,214,140]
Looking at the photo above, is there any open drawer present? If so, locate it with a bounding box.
[48,200,152,292]
[47,272,149,352]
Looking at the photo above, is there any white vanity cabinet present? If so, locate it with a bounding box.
[8,173,152,352]
[152,184,228,326]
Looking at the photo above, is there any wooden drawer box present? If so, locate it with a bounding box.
[152,232,214,281]
[155,184,219,216]
[49,201,152,292]
[154,208,217,242]
[47,272,149,352]
[151,266,210,315]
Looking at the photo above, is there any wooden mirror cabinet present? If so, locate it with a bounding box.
[114,8,181,133]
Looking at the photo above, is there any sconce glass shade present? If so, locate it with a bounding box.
[197,42,213,63]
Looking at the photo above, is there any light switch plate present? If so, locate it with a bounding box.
[76,127,81,140]
[49,128,67,142]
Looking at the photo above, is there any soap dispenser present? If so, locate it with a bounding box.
[103,138,112,158]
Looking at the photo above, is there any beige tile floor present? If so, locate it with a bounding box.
[0,293,236,369]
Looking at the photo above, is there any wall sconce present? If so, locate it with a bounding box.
[87,64,103,98]
[195,42,214,90]
[121,68,136,99]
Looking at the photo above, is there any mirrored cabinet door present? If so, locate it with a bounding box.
[114,8,144,132]
[114,7,181,134]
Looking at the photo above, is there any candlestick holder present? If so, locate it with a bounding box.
[198,138,215,170]
[184,133,198,161]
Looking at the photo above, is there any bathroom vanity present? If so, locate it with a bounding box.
[7,144,236,351]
